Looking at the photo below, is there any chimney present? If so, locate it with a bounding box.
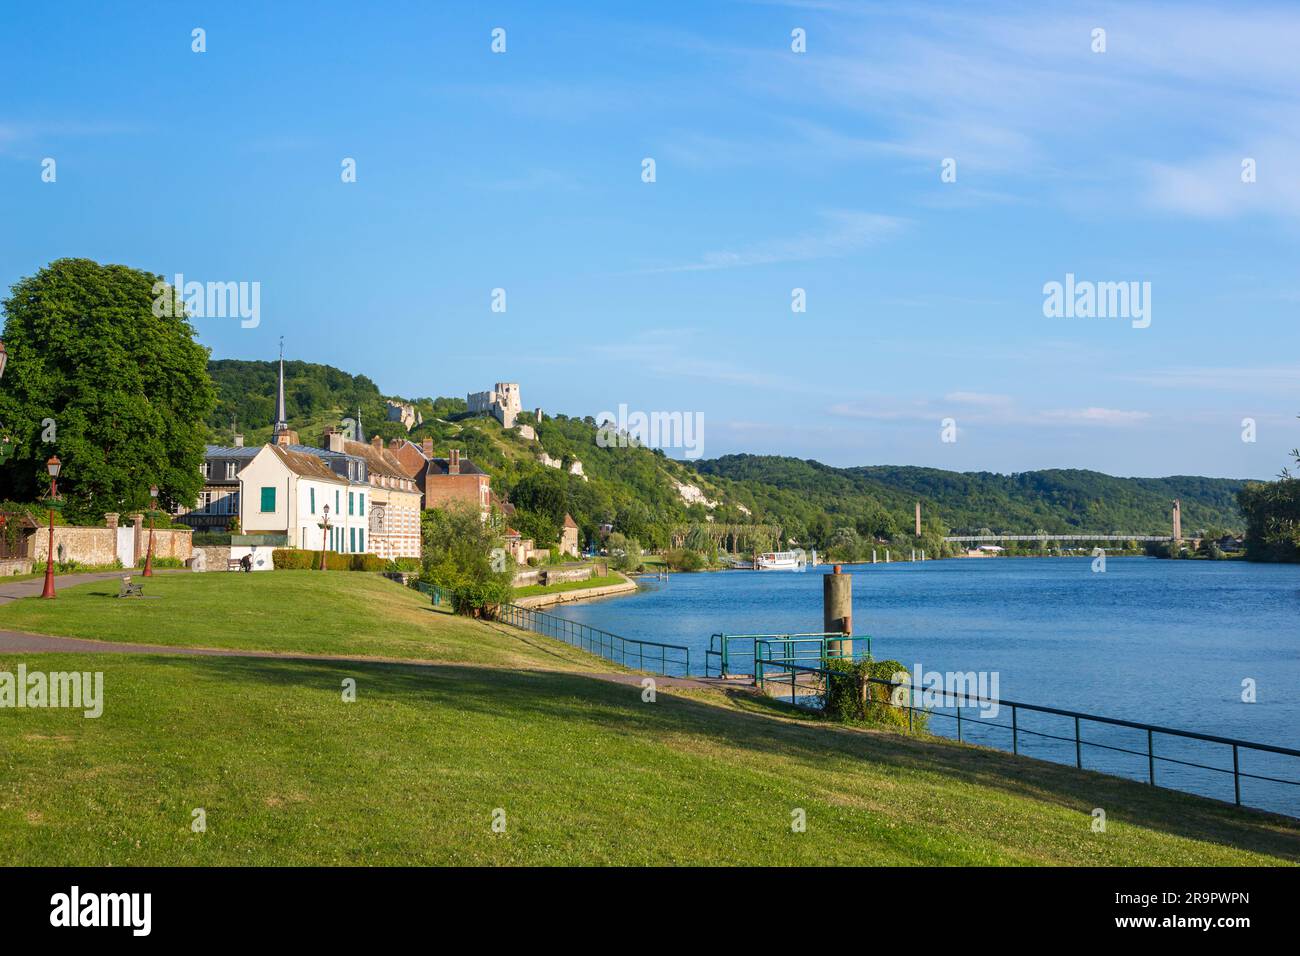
[449,449,461,475]
[323,427,345,453]
[422,437,434,459]
[233,434,244,447]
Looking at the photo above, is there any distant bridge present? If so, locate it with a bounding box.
[943,534,1172,544]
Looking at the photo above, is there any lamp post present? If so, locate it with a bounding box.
[318,504,331,571]
[40,455,60,599]
[143,484,158,576]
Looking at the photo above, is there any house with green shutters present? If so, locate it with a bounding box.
[236,443,370,555]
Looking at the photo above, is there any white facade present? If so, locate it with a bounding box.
[238,446,372,555]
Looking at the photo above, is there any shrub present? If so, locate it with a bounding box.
[448,578,512,618]
[663,548,705,572]
[822,658,922,732]
[271,548,386,571]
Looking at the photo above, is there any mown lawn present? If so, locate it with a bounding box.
[513,573,628,597]
[2,652,1297,865]
[0,571,600,670]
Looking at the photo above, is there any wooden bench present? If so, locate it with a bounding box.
[227,558,243,572]
[116,576,144,598]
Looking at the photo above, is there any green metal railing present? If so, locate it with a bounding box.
[413,580,688,674]
[753,658,1300,818]
[499,603,690,676]
[705,632,871,678]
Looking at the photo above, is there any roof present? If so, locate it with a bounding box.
[337,438,411,482]
[563,514,578,529]
[266,444,346,483]
[426,457,487,476]
[205,444,261,459]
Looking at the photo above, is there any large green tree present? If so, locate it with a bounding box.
[0,258,215,523]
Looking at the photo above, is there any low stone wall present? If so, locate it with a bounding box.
[514,576,639,609]
[541,566,592,586]
[0,558,33,576]
[28,523,193,566]
[190,546,232,571]
[30,527,117,565]
[513,568,541,587]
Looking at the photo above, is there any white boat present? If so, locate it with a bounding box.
[756,550,807,571]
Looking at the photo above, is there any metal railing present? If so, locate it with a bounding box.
[705,632,871,678]
[497,603,691,677]
[754,658,1300,817]
[412,580,689,674]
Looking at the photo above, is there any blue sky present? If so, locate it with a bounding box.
[2,0,1298,478]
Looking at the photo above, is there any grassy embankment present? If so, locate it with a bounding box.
[1,572,1298,865]
[512,573,627,598]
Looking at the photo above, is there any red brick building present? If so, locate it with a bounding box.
[389,439,492,517]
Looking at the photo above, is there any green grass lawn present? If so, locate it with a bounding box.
[512,573,628,597]
[0,571,602,670]
[2,652,1297,865]
[3,572,1297,865]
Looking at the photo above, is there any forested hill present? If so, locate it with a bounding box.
[204,360,1248,542]
[692,455,1247,536]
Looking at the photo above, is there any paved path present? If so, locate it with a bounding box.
[0,569,184,606]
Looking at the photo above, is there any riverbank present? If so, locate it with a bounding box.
[512,572,639,608]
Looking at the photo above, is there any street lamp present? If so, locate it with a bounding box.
[143,483,159,577]
[40,455,60,599]
[318,504,331,571]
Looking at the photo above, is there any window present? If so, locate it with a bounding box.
[348,492,354,516]
[349,528,356,552]
[225,462,237,479]
[201,462,211,479]
[335,490,340,513]
[260,487,276,512]
[359,529,364,552]
[229,491,240,515]
[199,491,212,512]
[310,488,315,514]
[359,493,365,516]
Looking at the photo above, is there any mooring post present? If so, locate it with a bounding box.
[824,564,852,661]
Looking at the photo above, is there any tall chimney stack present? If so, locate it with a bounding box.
[1172,499,1182,543]
[915,501,922,537]
[449,448,461,475]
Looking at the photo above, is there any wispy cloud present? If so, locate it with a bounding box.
[639,209,904,273]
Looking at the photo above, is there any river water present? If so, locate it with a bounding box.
[546,557,1300,815]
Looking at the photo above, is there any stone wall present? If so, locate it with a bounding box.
[0,558,33,576]
[191,545,232,571]
[29,523,192,566]
[541,566,592,586]
[29,527,117,565]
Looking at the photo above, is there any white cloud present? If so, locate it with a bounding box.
[641,209,904,273]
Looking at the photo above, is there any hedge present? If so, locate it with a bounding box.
[271,549,387,572]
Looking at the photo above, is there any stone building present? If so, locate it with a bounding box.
[386,400,423,432]
[467,382,521,428]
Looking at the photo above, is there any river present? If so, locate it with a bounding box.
[545,557,1300,814]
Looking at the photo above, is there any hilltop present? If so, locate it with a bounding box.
[205,360,1247,551]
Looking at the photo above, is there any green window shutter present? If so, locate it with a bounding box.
[359,529,365,552]
[260,487,276,512]
[349,492,354,516]
[349,528,356,552]
[310,488,315,514]
[359,494,365,516]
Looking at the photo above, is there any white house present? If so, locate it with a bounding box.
[238,444,370,556]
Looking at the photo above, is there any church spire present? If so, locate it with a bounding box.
[272,337,288,440]
[355,404,365,443]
